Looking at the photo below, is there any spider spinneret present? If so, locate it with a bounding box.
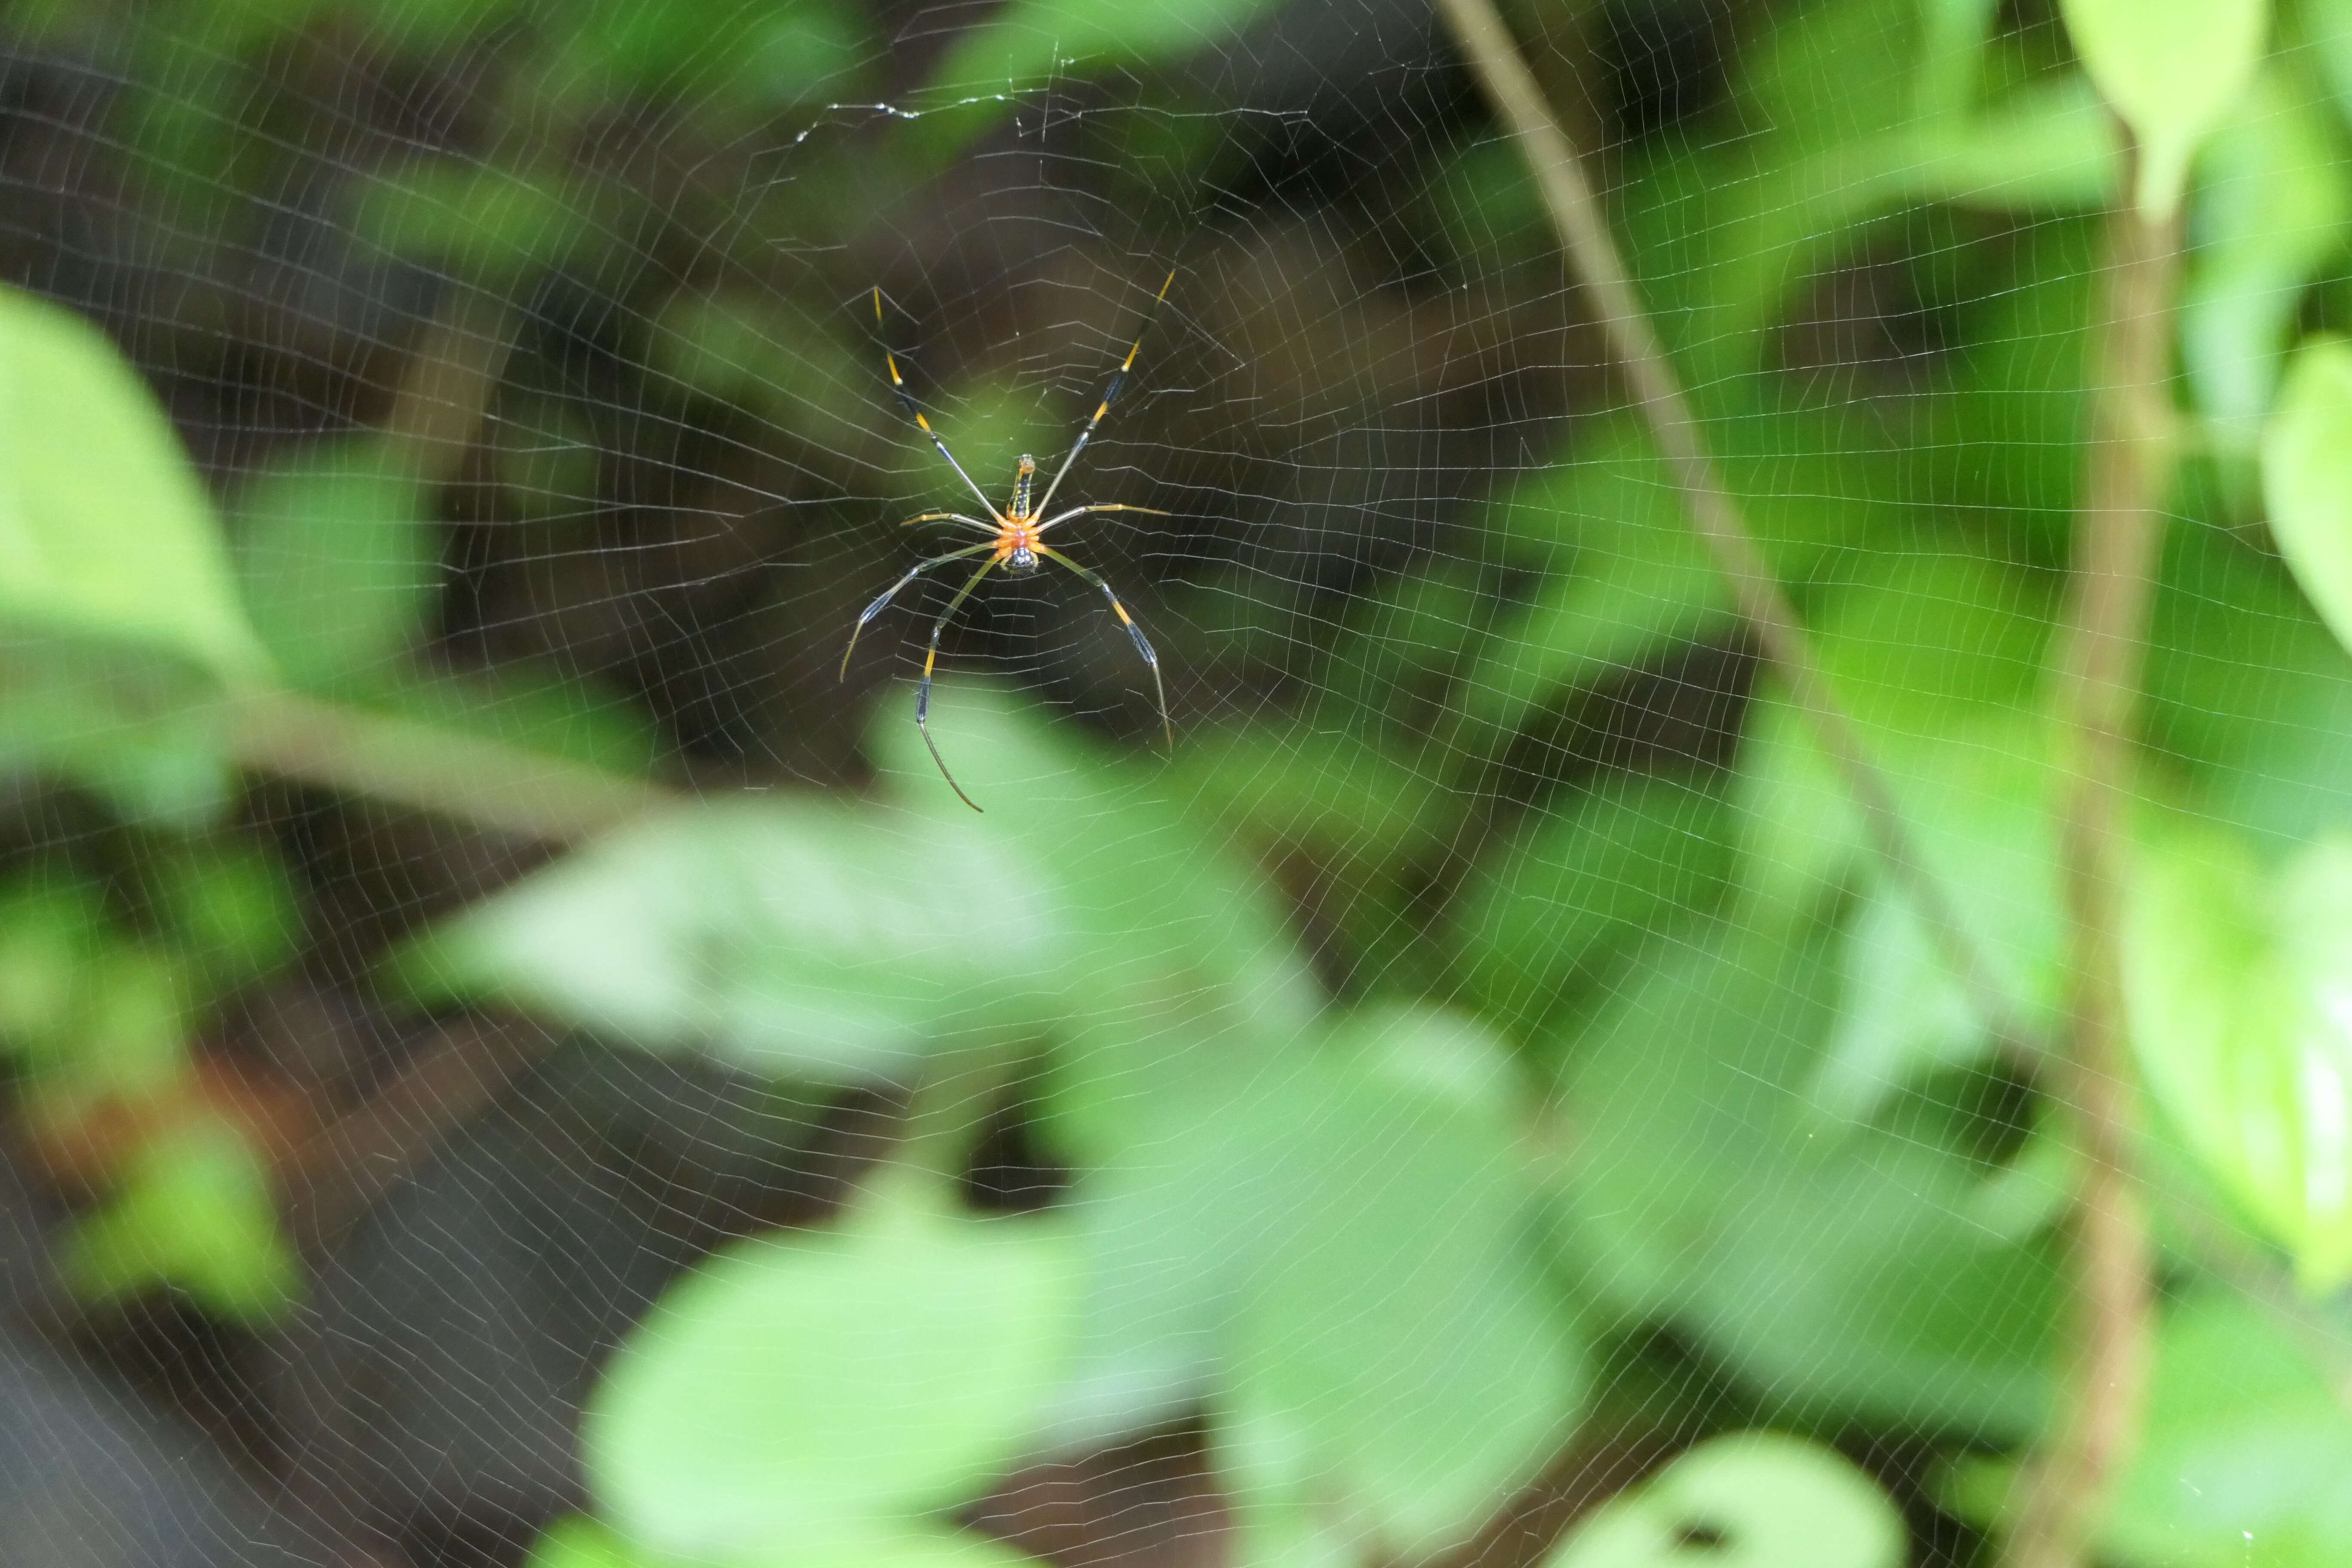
[841,274,1179,813]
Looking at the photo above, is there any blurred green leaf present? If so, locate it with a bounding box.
[2059,0,2267,221]
[2263,335,2352,659]
[585,1193,1079,1560]
[404,684,1314,1116]
[234,435,438,689]
[1954,1292,2352,1565]
[2124,823,2352,1291]
[2145,525,2352,849]
[0,284,269,675]
[526,0,862,116]
[148,841,301,994]
[361,661,660,778]
[645,292,874,451]
[1552,913,2057,1434]
[528,1514,1042,1568]
[2183,69,2349,441]
[913,0,1283,161]
[1547,1433,1905,1568]
[398,796,1065,1082]
[1450,772,1735,1035]
[59,1119,299,1322]
[352,162,605,282]
[1061,1007,1582,1555]
[0,876,107,1049]
[1895,75,2119,211]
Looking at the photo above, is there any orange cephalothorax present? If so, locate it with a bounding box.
[998,517,1040,575]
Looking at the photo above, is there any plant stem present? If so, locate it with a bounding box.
[2003,169,2179,1568]
[227,686,677,843]
[1430,0,2028,1046]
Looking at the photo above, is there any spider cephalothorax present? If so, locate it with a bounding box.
[842,275,1177,811]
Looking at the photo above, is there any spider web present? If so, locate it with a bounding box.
[3,1,2351,1566]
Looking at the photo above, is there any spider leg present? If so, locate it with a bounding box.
[899,510,1001,536]
[1037,545,1172,749]
[873,288,998,516]
[1030,269,1176,521]
[1035,502,1170,534]
[916,556,1001,812]
[839,543,991,680]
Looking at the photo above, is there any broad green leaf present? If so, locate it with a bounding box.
[644,292,874,450]
[1450,772,1734,1034]
[358,661,659,778]
[58,1119,299,1323]
[0,286,265,681]
[525,0,862,116]
[2182,70,2349,441]
[397,797,1066,1081]
[234,436,437,688]
[2263,336,2352,658]
[2059,0,2267,221]
[1547,1433,1904,1568]
[1552,913,2058,1434]
[2124,824,2352,1290]
[866,683,1321,1156]
[1954,1292,2352,1566]
[585,1197,1079,1559]
[1056,1007,1583,1551]
[1896,76,2119,211]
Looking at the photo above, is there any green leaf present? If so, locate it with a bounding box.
[2182,69,2349,441]
[527,1514,1043,1568]
[912,0,1283,161]
[1953,1292,2352,1566]
[1449,772,1735,1034]
[1547,1433,1905,1568]
[358,661,660,778]
[2263,336,2352,658]
[148,841,301,994]
[0,285,264,682]
[1552,914,2058,1435]
[234,435,438,689]
[0,875,107,1049]
[2124,823,2352,1290]
[1061,1008,1583,1556]
[397,797,1066,1082]
[351,161,604,282]
[2059,0,2268,221]
[584,1200,1079,1559]
[59,1120,300,1323]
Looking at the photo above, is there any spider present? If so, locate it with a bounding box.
[840,273,1176,812]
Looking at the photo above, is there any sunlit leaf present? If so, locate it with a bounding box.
[585,1191,1079,1559]
[2124,824,2352,1291]
[2059,0,2267,221]
[2263,336,2352,659]
[2182,70,2349,441]
[397,797,1067,1082]
[1547,1433,1904,1568]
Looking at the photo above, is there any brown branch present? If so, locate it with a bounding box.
[1430,0,2029,1046]
[226,686,680,844]
[2002,160,2178,1568]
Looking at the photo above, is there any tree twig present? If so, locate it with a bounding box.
[226,686,679,843]
[2002,156,2178,1568]
[1429,0,2030,1045]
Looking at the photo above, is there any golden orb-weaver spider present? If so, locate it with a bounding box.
[841,273,1176,812]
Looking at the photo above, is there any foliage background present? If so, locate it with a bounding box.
[1,0,2351,1566]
